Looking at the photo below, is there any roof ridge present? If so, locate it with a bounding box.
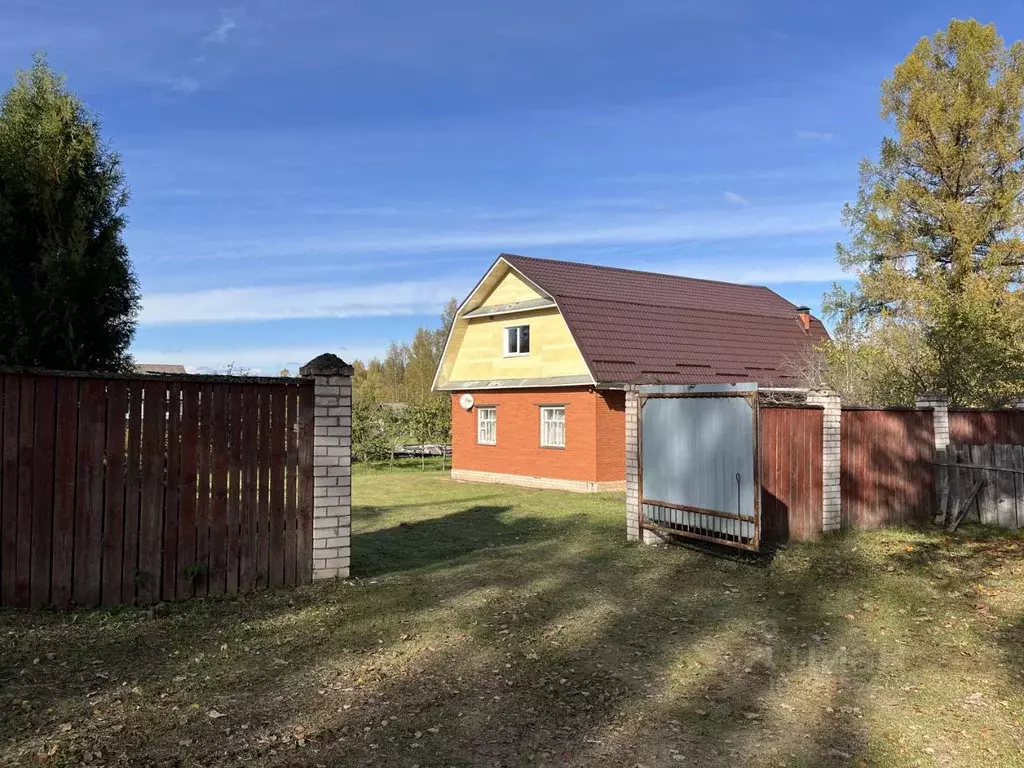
[556,292,815,322]
[500,252,781,295]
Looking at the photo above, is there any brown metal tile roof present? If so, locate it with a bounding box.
[501,253,829,387]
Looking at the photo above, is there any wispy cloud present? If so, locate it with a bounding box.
[723,191,749,206]
[168,76,201,95]
[204,16,237,44]
[138,202,844,264]
[139,278,465,324]
[795,129,835,141]
[668,260,848,285]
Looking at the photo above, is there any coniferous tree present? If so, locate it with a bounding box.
[0,55,139,371]
[826,20,1024,405]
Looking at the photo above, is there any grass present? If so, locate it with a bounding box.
[3,470,1024,766]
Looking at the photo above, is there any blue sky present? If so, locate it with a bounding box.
[2,1,1021,373]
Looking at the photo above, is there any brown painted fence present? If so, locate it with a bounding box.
[0,369,314,608]
[949,410,1024,445]
[760,406,823,543]
[840,408,935,529]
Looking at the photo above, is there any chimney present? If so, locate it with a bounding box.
[796,306,811,331]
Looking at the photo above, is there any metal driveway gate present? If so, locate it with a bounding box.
[639,384,760,550]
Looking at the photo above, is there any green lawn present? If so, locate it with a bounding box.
[3,468,1024,766]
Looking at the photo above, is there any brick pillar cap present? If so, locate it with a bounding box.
[300,353,354,377]
[808,389,840,399]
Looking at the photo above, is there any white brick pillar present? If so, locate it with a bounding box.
[915,393,949,452]
[807,391,842,533]
[625,387,666,545]
[625,387,641,541]
[300,353,353,580]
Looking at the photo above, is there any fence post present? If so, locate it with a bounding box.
[916,393,949,521]
[625,387,641,541]
[300,353,354,580]
[916,393,950,452]
[624,386,666,545]
[807,391,842,533]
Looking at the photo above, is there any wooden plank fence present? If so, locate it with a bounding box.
[759,406,823,543]
[840,408,936,529]
[949,410,1024,445]
[0,370,314,608]
[941,444,1024,528]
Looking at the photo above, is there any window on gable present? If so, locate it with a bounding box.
[504,324,530,356]
[477,407,497,445]
[540,406,565,448]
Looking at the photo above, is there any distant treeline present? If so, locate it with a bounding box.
[351,298,457,465]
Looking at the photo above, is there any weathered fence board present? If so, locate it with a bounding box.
[52,379,78,607]
[285,386,299,586]
[209,385,229,597]
[942,444,1024,528]
[102,381,127,607]
[1,375,19,606]
[196,383,212,598]
[177,383,200,599]
[269,385,286,587]
[74,380,106,607]
[31,376,56,608]
[841,409,936,529]
[163,383,182,602]
[16,376,35,607]
[297,384,314,584]
[240,386,258,593]
[226,386,242,595]
[0,369,314,608]
[257,385,271,588]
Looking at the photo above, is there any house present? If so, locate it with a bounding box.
[432,254,829,492]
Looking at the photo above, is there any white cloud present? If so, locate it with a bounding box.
[168,76,201,95]
[723,191,749,206]
[204,16,237,44]
[139,278,465,324]
[143,202,844,264]
[667,260,848,285]
[795,130,835,141]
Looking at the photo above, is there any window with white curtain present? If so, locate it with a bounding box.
[477,407,497,445]
[540,406,565,448]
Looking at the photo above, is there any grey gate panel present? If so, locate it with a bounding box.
[639,384,759,549]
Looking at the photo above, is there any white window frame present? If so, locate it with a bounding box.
[503,324,531,357]
[539,406,566,448]
[477,406,497,445]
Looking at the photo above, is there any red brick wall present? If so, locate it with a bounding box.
[451,388,626,483]
[596,390,626,481]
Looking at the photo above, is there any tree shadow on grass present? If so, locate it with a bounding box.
[352,493,505,518]
[7,504,1012,766]
[353,504,588,578]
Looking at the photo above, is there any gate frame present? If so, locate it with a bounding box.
[637,384,761,551]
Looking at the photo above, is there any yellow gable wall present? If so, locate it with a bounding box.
[436,266,591,386]
[479,270,544,306]
[445,307,591,383]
